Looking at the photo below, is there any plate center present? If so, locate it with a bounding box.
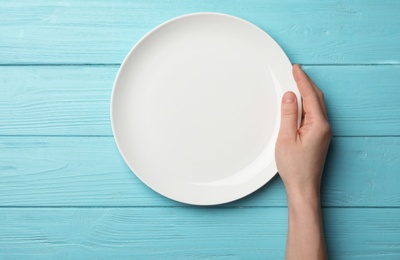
[130,49,277,183]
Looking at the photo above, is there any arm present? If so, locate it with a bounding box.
[275,64,331,260]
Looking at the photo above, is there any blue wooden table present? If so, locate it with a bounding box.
[1,1,399,259]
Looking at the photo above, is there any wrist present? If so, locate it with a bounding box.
[285,182,321,208]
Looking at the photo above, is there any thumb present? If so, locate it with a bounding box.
[278,91,298,141]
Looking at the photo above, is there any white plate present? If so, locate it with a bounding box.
[111,12,301,205]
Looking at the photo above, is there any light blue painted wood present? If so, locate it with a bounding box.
[1,0,399,258]
[304,65,400,136]
[1,65,399,136]
[0,208,399,259]
[0,1,399,64]
[0,66,115,136]
[1,136,399,207]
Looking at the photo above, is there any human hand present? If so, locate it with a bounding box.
[275,64,331,197]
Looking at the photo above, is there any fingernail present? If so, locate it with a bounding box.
[283,93,295,103]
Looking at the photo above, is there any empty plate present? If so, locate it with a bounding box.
[111,12,301,205]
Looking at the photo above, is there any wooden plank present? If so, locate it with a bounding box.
[0,208,399,259]
[1,65,399,136]
[0,1,399,64]
[304,65,400,136]
[0,66,116,136]
[1,136,399,207]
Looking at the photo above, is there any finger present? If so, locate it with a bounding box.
[307,74,328,119]
[292,64,325,119]
[278,91,298,141]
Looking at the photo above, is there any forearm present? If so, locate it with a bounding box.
[285,186,327,260]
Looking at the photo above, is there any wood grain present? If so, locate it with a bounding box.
[0,1,399,64]
[0,208,399,259]
[1,65,399,136]
[0,66,115,136]
[305,65,400,136]
[2,1,399,258]
[1,136,399,207]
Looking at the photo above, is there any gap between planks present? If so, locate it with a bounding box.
[0,206,399,209]
[2,135,400,138]
[0,63,399,67]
